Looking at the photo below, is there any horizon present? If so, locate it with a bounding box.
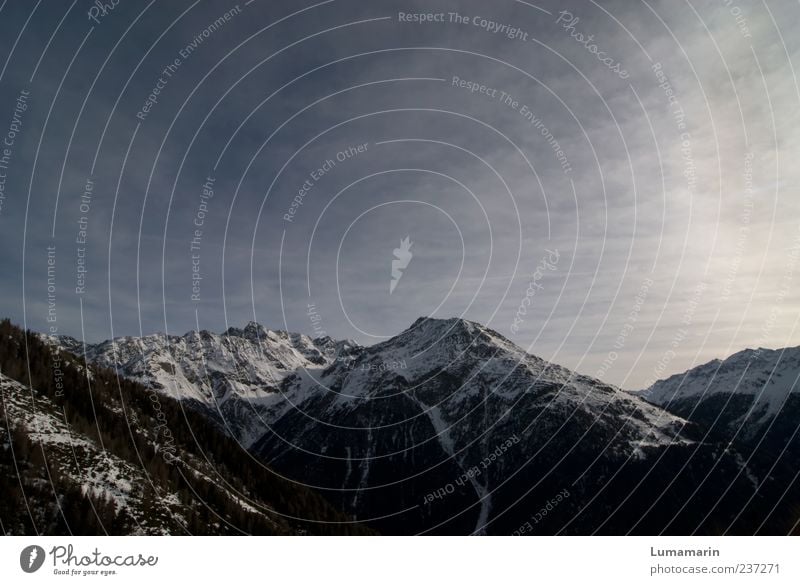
[18,312,799,392]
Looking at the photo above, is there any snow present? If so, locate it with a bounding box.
[40,317,698,500]
[0,373,172,518]
[1,371,283,533]
[639,345,800,420]
[56,325,344,405]
[48,317,697,454]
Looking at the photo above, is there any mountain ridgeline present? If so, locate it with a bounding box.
[6,316,800,535]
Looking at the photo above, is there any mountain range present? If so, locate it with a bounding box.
[5,316,800,534]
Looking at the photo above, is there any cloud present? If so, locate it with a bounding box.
[0,0,798,388]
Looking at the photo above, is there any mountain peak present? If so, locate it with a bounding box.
[404,315,483,335]
[243,320,266,335]
[223,320,271,340]
[398,316,518,350]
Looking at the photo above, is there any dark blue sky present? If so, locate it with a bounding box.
[0,0,798,388]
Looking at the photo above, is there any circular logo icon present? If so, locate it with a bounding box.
[19,545,46,573]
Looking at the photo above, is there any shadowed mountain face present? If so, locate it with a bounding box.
[41,318,800,535]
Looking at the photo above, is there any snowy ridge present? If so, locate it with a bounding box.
[357,317,688,445]
[640,345,800,419]
[42,323,361,445]
[76,322,349,403]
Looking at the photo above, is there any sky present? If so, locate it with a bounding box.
[0,0,798,389]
